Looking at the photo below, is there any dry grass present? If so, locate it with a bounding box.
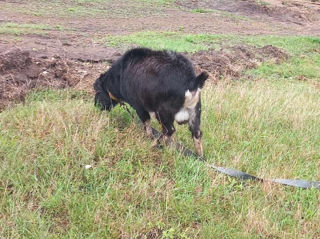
[0,83,319,238]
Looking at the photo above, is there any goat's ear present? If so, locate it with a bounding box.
[196,71,209,89]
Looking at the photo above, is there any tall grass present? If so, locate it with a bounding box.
[1,83,319,238]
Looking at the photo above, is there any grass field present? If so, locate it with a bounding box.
[1,0,320,237]
[1,34,320,238]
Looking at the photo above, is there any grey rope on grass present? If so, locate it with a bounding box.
[122,104,320,190]
[150,126,320,190]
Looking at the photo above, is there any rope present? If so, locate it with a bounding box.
[123,104,320,190]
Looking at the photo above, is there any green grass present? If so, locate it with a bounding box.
[1,0,320,236]
[202,80,320,178]
[0,0,172,17]
[190,8,250,21]
[106,31,225,53]
[137,0,173,5]
[0,22,59,36]
[106,32,320,83]
[249,53,320,81]
[75,0,111,3]
[242,36,320,82]
[257,0,271,6]
[1,78,320,238]
[241,35,320,55]
[105,31,320,54]
[191,8,214,14]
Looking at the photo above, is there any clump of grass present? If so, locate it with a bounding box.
[257,0,271,6]
[137,0,173,6]
[191,8,214,13]
[217,10,250,20]
[242,36,320,82]
[241,35,320,55]
[106,31,225,53]
[75,0,109,3]
[64,5,108,16]
[191,8,249,21]
[248,53,320,81]
[0,22,62,35]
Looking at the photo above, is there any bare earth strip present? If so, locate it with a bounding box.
[0,0,319,107]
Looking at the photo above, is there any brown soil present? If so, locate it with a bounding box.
[0,48,109,110]
[0,44,288,110]
[175,0,320,24]
[190,45,288,81]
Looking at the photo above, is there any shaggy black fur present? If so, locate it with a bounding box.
[94,48,208,155]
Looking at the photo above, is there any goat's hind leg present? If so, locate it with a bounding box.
[135,107,153,137]
[156,111,175,147]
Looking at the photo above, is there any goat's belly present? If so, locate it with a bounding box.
[175,109,189,124]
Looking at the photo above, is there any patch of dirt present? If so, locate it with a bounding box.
[0,36,122,63]
[190,45,288,81]
[0,43,289,110]
[175,0,320,25]
[1,0,316,112]
[0,48,111,110]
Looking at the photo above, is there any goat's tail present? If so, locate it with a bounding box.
[93,73,111,111]
[189,71,209,91]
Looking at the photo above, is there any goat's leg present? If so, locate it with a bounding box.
[188,101,203,156]
[156,111,175,146]
[135,107,152,137]
[144,119,153,137]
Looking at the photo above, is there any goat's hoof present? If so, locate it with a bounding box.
[146,132,154,139]
[151,139,162,149]
[153,143,164,150]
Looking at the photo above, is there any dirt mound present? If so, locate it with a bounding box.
[0,49,107,110]
[0,45,288,110]
[175,0,319,24]
[190,45,288,81]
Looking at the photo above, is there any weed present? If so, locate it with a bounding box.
[257,0,271,6]
[137,0,173,5]
[192,8,214,14]
[0,22,53,35]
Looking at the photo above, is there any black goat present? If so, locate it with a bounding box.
[94,48,208,156]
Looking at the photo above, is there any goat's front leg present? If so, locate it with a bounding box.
[144,119,153,137]
[188,101,203,156]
